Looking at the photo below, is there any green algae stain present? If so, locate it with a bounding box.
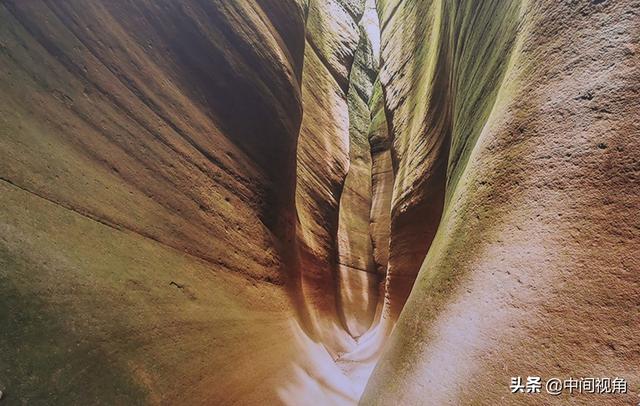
[445,0,523,202]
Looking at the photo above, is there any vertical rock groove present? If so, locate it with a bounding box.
[375,0,522,323]
[292,0,364,355]
[336,0,381,339]
[0,1,311,404]
[363,0,640,404]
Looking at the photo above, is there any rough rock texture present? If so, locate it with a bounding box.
[375,0,451,321]
[336,12,380,338]
[368,80,393,281]
[374,0,522,321]
[1,0,638,404]
[0,0,306,283]
[0,0,312,404]
[362,0,640,404]
[0,0,385,404]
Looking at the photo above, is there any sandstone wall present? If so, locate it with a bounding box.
[362,0,640,403]
[0,1,311,403]
[0,0,391,403]
[336,2,380,338]
[294,0,380,353]
[0,0,306,284]
[1,0,637,404]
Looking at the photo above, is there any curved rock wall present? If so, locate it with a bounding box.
[363,0,640,403]
[1,0,385,403]
[376,0,451,321]
[1,0,637,404]
[0,0,311,404]
[0,0,306,283]
[336,1,381,338]
[374,0,522,321]
[293,0,365,354]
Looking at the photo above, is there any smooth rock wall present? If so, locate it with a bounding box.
[293,0,368,354]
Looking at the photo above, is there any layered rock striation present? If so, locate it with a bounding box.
[1,0,638,405]
[0,0,310,404]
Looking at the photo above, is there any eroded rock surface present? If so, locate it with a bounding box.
[0,0,310,404]
[363,0,640,404]
[1,0,638,405]
[293,0,366,355]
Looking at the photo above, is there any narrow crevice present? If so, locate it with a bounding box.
[334,0,383,339]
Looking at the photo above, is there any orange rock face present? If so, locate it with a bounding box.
[0,0,306,284]
[293,0,363,355]
[1,0,638,405]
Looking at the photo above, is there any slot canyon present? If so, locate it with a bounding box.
[0,0,638,405]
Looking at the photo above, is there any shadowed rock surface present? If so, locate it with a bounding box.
[0,0,638,405]
[1,0,309,404]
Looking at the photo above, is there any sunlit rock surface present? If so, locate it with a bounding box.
[0,0,382,404]
[336,1,381,339]
[293,0,364,355]
[362,0,640,404]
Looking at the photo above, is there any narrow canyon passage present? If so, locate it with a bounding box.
[295,0,385,342]
[0,0,638,405]
[287,0,391,400]
[287,0,525,400]
[335,0,382,339]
